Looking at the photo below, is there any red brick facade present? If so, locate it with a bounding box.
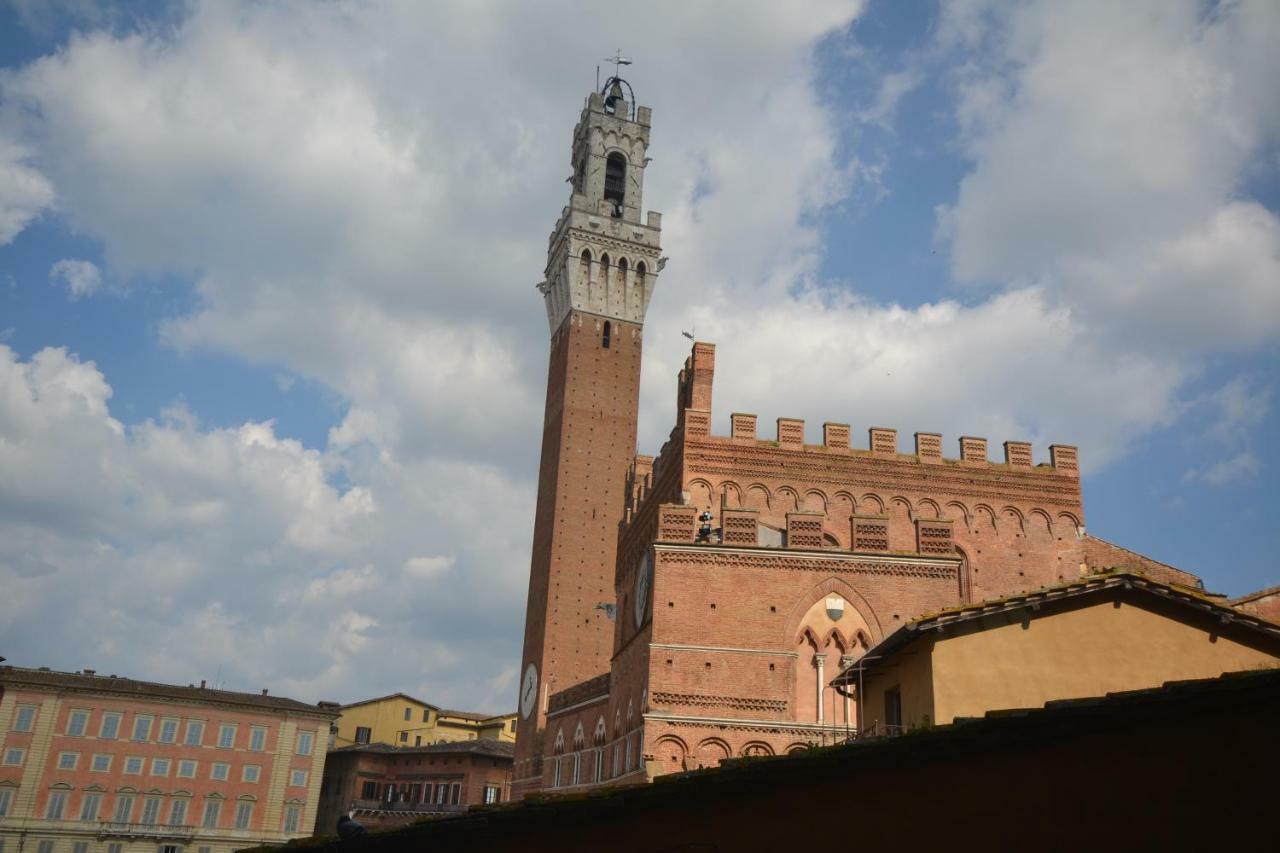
[529,342,1213,794]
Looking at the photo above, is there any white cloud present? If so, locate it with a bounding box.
[0,134,54,245]
[1185,450,1261,487]
[0,0,1276,706]
[49,258,103,299]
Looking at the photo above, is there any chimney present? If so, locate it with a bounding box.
[83,669,96,676]
[261,689,268,696]
[200,679,207,689]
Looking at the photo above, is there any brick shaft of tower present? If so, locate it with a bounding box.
[514,86,662,795]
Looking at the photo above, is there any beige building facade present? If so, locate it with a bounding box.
[333,695,513,750]
[831,573,1280,730]
[0,666,338,853]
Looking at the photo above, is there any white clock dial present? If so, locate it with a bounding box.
[633,551,652,629]
[520,662,539,720]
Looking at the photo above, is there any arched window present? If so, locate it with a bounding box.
[602,320,611,349]
[604,153,626,216]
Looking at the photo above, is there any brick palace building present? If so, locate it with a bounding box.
[0,666,339,853]
[511,79,1245,797]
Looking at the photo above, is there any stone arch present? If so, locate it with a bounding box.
[594,717,607,745]
[974,504,999,534]
[719,481,742,508]
[613,710,622,737]
[654,735,688,770]
[802,489,828,513]
[600,252,611,269]
[745,484,771,511]
[695,737,731,768]
[1057,511,1083,531]
[687,478,714,511]
[782,576,883,648]
[572,723,585,750]
[554,729,565,754]
[831,491,856,519]
[1028,509,1054,535]
[822,530,843,549]
[1000,506,1026,534]
[776,486,800,512]
[887,496,915,551]
[858,493,885,515]
[916,498,942,519]
[785,743,811,755]
[740,741,774,757]
[820,626,850,652]
[626,699,634,725]
[944,500,971,528]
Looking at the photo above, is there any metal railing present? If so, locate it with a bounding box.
[350,799,465,815]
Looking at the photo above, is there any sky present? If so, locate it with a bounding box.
[1,0,1277,712]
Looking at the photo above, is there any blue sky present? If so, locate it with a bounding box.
[1,0,1276,709]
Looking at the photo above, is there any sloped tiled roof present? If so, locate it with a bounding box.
[329,738,513,760]
[0,666,338,718]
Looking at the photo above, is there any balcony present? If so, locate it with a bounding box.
[97,822,196,841]
[350,799,465,816]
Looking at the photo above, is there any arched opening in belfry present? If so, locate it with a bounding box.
[602,320,612,349]
[604,152,626,216]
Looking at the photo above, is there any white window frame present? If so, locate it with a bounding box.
[176,760,197,779]
[217,724,236,749]
[210,763,230,782]
[0,788,14,817]
[168,798,189,826]
[151,758,171,777]
[79,792,103,821]
[132,715,153,742]
[295,731,313,756]
[91,754,111,773]
[234,801,253,830]
[2,749,25,766]
[67,709,90,737]
[282,803,301,833]
[99,712,121,740]
[242,765,260,784]
[56,752,79,771]
[140,795,162,825]
[13,706,36,733]
[158,718,179,744]
[123,756,144,775]
[248,726,267,753]
[113,794,135,823]
[201,800,221,829]
[289,769,307,787]
[184,721,204,747]
[46,790,68,819]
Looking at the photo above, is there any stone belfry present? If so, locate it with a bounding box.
[514,75,662,796]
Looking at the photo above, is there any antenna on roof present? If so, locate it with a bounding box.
[681,329,695,341]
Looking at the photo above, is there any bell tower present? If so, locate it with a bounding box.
[514,77,662,796]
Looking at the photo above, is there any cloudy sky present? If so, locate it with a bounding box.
[1,0,1277,711]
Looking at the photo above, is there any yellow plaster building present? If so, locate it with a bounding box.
[832,572,1280,731]
[333,695,515,749]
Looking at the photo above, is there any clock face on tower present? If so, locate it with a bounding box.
[520,662,539,720]
[633,551,652,628]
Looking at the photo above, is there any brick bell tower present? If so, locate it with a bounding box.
[513,76,662,795]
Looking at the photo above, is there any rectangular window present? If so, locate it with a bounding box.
[46,790,68,819]
[91,754,111,772]
[422,709,430,723]
[234,802,253,830]
[288,770,306,787]
[67,710,90,737]
[176,760,197,779]
[295,731,313,756]
[0,789,13,817]
[403,708,411,721]
[483,785,499,805]
[242,766,260,784]
[79,793,102,821]
[283,804,301,834]
[198,847,210,853]
[217,724,236,749]
[72,843,87,853]
[248,727,266,752]
[123,756,144,775]
[13,706,36,732]
[151,758,171,777]
[99,713,121,740]
[360,781,378,800]
[36,842,53,853]
[113,795,134,823]
[2,749,23,766]
[435,784,447,805]
[108,844,122,853]
[210,763,229,782]
[201,800,220,829]
[140,796,161,826]
[132,716,153,742]
[160,845,180,853]
[168,799,188,826]
[397,732,407,743]
[158,719,179,744]
[450,783,460,806]
[414,736,421,746]
[354,727,371,745]
[57,752,79,771]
